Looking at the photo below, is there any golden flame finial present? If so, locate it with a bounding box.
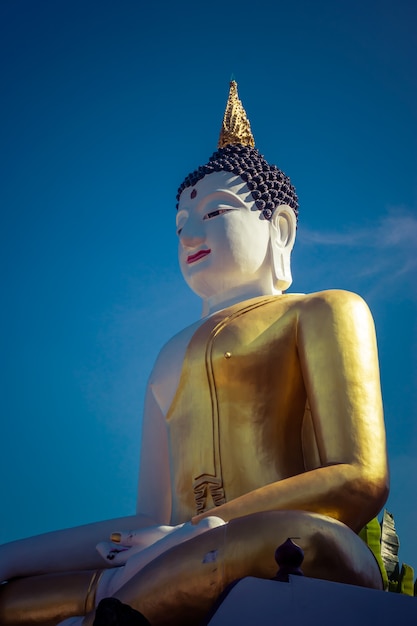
[218,80,255,149]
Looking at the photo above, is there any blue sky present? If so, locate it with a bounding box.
[1,0,416,571]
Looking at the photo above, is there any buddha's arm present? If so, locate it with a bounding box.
[135,385,172,523]
[193,290,388,532]
[0,513,164,582]
[0,389,172,583]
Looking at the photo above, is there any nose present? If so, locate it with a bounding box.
[179,216,205,250]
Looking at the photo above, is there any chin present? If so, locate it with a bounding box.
[183,278,216,300]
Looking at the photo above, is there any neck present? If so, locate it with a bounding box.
[201,280,281,317]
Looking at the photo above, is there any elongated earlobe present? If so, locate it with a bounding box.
[270,206,297,291]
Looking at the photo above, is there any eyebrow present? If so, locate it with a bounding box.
[198,189,248,211]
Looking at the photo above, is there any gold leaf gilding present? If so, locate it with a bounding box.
[218,80,255,148]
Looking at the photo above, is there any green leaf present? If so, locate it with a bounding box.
[398,564,415,596]
[359,516,388,588]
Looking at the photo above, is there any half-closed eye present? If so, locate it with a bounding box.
[203,208,235,220]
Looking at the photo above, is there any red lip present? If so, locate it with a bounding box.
[187,249,211,264]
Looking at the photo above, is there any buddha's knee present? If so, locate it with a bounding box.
[222,510,383,589]
[113,510,382,626]
[0,570,102,626]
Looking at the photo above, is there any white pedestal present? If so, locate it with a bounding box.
[208,576,416,625]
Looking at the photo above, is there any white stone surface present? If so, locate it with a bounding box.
[208,576,416,625]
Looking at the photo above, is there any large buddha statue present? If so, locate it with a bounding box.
[0,82,389,626]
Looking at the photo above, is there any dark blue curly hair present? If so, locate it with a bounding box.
[176,144,298,222]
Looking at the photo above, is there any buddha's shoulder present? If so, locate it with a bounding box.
[150,319,202,379]
[267,289,372,320]
[290,288,369,308]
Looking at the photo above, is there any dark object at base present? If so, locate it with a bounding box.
[93,598,151,625]
[273,537,304,582]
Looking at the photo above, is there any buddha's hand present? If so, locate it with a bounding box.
[96,524,182,566]
[96,516,226,568]
[95,517,226,598]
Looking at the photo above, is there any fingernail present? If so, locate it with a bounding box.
[111,532,122,543]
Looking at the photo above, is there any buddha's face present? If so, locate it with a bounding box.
[177,171,272,300]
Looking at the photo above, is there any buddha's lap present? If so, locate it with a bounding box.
[0,510,382,626]
[115,510,382,625]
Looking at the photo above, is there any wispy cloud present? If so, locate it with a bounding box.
[297,209,417,294]
[374,213,417,248]
[300,209,417,250]
[299,228,370,247]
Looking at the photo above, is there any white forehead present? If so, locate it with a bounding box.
[178,171,253,214]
